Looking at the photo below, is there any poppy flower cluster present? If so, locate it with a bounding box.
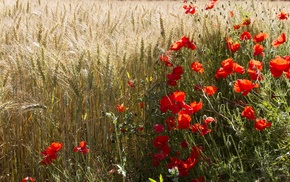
[215,58,245,79]
[41,141,90,166]
[231,16,251,30]
[239,31,266,57]
[242,32,268,57]
[241,106,272,130]
[159,91,202,116]
[170,36,196,51]
[149,5,290,178]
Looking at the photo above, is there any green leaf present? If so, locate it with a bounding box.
[126,71,131,79]
[159,174,163,182]
[148,178,157,182]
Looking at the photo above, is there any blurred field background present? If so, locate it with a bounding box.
[0,0,290,181]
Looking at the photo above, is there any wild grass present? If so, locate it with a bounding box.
[0,0,290,181]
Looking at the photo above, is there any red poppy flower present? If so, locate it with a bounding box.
[248,69,263,80]
[128,80,134,88]
[241,106,256,120]
[153,135,169,149]
[229,11,234,17]
[41,142,63,165]
[269,56,290,78]
[205,1,215,10]
[154,124,164,133]
[194,84,203,91]
[277,11,289,20]
[215,58,244,78]
[159,96,173,113]
[248,59,263,80]
[159,53,173,67]
[203,86,217,96]
[191,123,211,136]
[153,137,170,158]
[229,42,240,53]
[138,126,144,131]
[172,65,184,75]
[177,113,192,129]
[253,32,268,43]
[215,67,231,79]
[234,79,259,96]
[191,62,204,73]
[221,58,234,72]
[272,32,286,48]
[139,102,145,108]
[170,91,186,102]
[167,73,180,86]
[170,42,183,51]
[152,153,164,167]
[183,4,198,15]
[233,62,245,74]
[242,17,251,26]
[159,95,180,114]
[165,116,177,131]
[22,177,36,182]
[270,56,290,71]
[167,66,184,86]
[233,24,241,30]
[253,44,264,56]
[254,119,272,130]
[240,31,252,41]
[226,38,240,53]
[191,146,203,159]
[180,140,188,148]
[189,101,203,114]
[74,141,89,154]
[203,117,215,124]
[248,59,263,71]
[116,103,128,112]
[167,157,197,177]
[286,69,290,79]
[170,36,196,51]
